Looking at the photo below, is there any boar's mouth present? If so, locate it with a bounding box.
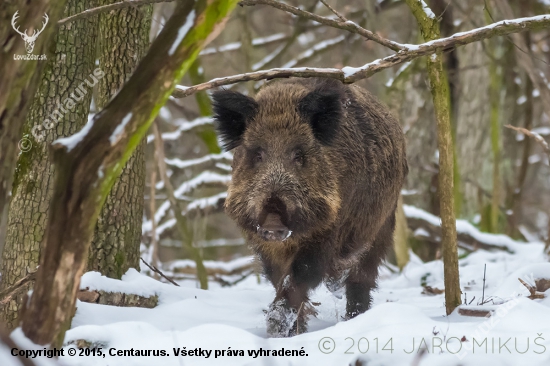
[257,196,292,242]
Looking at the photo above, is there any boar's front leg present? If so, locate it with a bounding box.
[345,213,395,319]
[266,248,326,337]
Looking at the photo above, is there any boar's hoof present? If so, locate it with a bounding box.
[266,299,302,337]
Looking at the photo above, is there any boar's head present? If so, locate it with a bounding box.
[212,80,343,242]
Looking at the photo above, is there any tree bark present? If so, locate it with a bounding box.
[0,0,69,241]
[87,0,152,279]
[0,0,99,330]
[19,0,238,347]
[405,0,461,315]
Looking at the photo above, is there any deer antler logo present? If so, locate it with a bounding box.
[11,11,49,54]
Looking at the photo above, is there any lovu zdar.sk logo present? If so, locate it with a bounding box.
[12,10,48,60]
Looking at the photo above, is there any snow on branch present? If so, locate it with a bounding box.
[403,205,540,253]
[282,35,346,68]
[165,152,233,170]
[172,14,550,99]
[146,116,213,143]
[199,33,288,56]
[506,125,550,160]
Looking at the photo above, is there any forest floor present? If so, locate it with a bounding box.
[5,213,550,366]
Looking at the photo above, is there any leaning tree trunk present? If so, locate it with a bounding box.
[87,0,152,279]
[405,0,462,315]
[0,0,99,330]
[19,0,238,347]
[0,0,69,241]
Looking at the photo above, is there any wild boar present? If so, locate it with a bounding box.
[212,78,407,337]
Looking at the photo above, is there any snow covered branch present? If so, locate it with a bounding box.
[506,125,550,160]
[172,14,550,99]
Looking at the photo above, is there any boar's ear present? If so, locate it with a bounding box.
[298,88,342,145]
[212,90,258,150]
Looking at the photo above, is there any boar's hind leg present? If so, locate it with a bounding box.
[345,213,396,319]
[266,248,326,337]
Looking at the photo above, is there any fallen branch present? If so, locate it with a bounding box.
[172,14,550,98]
[518,278,546,299]
[77,287,158,308]
[0,268,38,305]
[140,257,180,287]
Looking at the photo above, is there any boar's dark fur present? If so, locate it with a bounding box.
[212,78,408,337]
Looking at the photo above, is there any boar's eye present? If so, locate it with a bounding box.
[253,149,264,164]
[292,149,304,165]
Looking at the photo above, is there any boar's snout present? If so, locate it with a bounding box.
[258,213,291,241]
[257,196,292,241]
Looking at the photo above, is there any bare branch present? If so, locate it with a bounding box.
[239,0,406,52]
[58,0,176,25]
[320,0,347,22]
[172,14,550,99]
[0,268,38,305]
[505,125,550,160]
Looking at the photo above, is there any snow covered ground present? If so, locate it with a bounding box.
[4,238,550,365]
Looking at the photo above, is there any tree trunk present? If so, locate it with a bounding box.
[0,0,99,330]
[0,0,69,241]
[87,0,152,279]
[19,0,238,347]
[405,0,462,315]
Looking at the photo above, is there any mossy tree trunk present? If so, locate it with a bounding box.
[87,0,153,279]
[19,0,238,347]
[0,0,69,239]
[0,0,99,330]
[405,0,461,315]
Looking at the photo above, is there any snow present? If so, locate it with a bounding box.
[165,152,232,169]
[253,44,286,71]
[386,62,411,87]
[403,205,541,253]
[4,205,550,365]
[186,191,227,212]
[53,114,95,152]
[533,126,550,136]
[146,117,213,143]
[109,113,132,145]
[200,33,287,56]
[168,10,195,56]
[419,0,436,19]
[282,36,346,68]
[4,239,550,365]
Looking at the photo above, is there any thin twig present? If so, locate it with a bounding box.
[239,0,406,51]
[172,14,550,98]
[0,268,38,305]
[320,0,347,22]
[140,257,180,287]
[481,263,486,305]
[505,125,550,160]
[58,0,176,25]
